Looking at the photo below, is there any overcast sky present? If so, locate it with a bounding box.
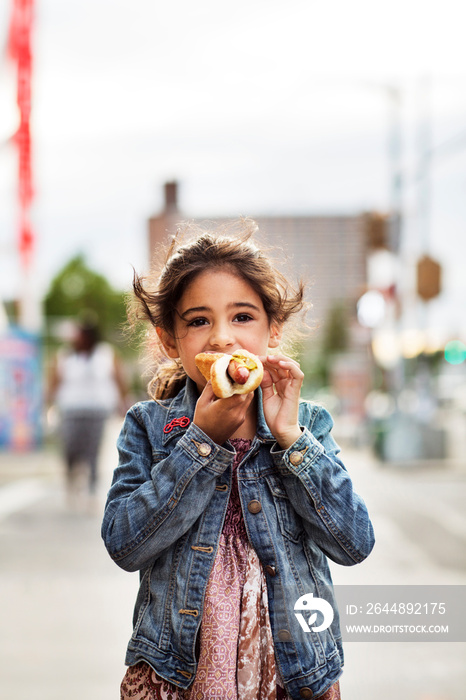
[1,0,465,337]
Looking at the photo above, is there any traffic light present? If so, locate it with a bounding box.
[416,255,441,301]
[365,213,388,249]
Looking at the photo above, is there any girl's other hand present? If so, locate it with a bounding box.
[193,382,254,445]
[260,354,303,450]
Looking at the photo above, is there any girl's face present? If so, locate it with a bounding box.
[158,269,281,393]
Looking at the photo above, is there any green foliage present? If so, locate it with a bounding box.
[298,301,350,394]
[321,301,349,356]
[298,344,330,394]
[403,351,444,380]
[43,254,128,343]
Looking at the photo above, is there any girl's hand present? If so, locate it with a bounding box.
[193,382,254,445]
[260,354,304,450]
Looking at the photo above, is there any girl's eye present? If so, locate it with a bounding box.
[187,317,209,327]
[235,314,253,323]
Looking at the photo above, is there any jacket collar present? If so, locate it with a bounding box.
[161,378,275,446]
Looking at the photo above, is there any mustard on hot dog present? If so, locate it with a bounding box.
[195,350,264,398]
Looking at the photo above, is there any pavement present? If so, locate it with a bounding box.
[0,418,465,699]
[0,419,137,700]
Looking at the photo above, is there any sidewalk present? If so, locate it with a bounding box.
[0,419,137,700]
[0,443,61,485]
[0,439,61,522]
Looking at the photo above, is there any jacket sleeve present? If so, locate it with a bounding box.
[101,405,234,572]
[270,404,375,566]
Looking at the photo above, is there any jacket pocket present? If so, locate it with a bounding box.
[265,476,303,543]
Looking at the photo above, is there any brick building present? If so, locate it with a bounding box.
[148,182,370,343]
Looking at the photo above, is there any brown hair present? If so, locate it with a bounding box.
[130,219,308,400]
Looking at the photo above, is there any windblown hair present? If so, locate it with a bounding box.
[129,219,309,400]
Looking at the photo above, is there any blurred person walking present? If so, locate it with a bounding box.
[49,317,128,509]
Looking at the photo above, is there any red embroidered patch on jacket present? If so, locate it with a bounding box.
[163,416,190,434]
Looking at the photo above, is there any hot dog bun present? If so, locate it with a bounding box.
[195,349,264,398]
[194,352,224,383]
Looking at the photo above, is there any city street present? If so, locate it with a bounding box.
[0,419,465,700]
[329,441,466,700]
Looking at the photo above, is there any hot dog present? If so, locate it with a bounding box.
[195,349,264,398]
[228,358,250,385]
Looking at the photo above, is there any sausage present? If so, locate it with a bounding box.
[227,359,250,385]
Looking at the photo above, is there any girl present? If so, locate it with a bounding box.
[102,220,375,700]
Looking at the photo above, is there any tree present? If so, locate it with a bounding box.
[299,301,350,391]
[321,301,349,357]
[43,255,127,342]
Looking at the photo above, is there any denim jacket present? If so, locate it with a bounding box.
[102,379,374,699]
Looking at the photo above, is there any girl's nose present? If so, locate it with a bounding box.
[208,322,234,351]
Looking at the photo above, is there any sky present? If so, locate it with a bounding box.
[0,0,465,337]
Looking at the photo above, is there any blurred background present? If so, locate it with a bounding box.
[1,1,465,698]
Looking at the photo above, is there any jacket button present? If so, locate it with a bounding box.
[265,565,276,576]
[277,629,291,642]
[299,689,313,699]
[197,443,212,457]
[247,500,262,514]
[289,450,304,466]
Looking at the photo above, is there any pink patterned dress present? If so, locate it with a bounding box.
[120,439,341,700]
